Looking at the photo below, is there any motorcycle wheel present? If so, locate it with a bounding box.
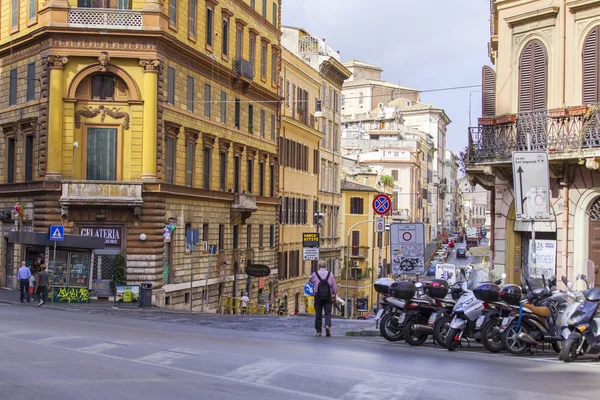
[446,327,461,351]
[403,315,429,346]
[551,340,562,353]
[433,315,452,347]
[558,338,580,362]
[502,322,531,355]
[480,319,504,353]
[379,313,404,342]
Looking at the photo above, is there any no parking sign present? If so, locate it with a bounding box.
[389,223,425,275]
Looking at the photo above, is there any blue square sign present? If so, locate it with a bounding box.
[48,225,64,241]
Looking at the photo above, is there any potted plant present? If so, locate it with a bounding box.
[248,124,254,134]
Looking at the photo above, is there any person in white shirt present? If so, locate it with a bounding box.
[240,292,250,315]
[17,261,31,303]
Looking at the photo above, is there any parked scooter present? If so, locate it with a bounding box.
[374,278,406,342]
[559,286,600,362]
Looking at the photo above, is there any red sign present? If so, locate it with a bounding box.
[372,194,392,216]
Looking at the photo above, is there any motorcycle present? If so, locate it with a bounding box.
[374,278,406,342]
[433,281,465,347]
[559,286,600,362]
[478,283,522,353]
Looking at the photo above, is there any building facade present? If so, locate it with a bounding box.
[443,150,461,233]
[0,0,284,309]
[468,0,600,286]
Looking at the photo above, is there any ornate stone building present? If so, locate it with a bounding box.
[0,0,283,310]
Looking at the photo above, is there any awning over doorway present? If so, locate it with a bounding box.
[8,231,105,250]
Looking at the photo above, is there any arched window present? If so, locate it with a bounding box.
[583,26,600,105]
[75,73,129,101]
[518,40,547,112]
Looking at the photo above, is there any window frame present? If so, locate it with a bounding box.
[222,12,230,59]
[26,63,35,102]
[247,157,254,193]
[188,0,197,40]
[261,43,268,81]
[235,98,241,129]
[269,163,275,197]
[84,125,121,181]
[187,76,194,112]
[28,0,37,25]
[11,0,20,32]
[272,2,277,27]
[165,135,177,184]
[262,0,267,18]
[271,50,277,86]
[219,150,227,190]
[167,67,175,105]
[204,83,212,118]
[9,68,18,106]
[203,145,212,190]
[169,0,178,29]
[6,136,16,184]
[518,39,548,112]
[206,5,214,50]
[185,140,196,187]
[259,161,265,196]
[260,109,265,138]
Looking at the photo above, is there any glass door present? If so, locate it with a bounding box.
[87,127,117,180]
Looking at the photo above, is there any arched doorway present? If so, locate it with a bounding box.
[573,188,600,286]
[588,198,600,287]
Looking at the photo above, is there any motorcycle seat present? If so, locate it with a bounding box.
[522,303,551,317]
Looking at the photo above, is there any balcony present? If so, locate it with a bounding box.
[68,8,143,30]
[467,106,599,165]
[230,193,257,225]
[59,181,143,218]
[298,36,341,61]
[232,58,254,94]
[349,246,369,258]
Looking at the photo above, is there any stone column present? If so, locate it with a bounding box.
[139,59,160,182]
[47,56,68,180]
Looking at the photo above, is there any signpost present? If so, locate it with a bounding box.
[389,223,426,276]
[303,282,314,296]
[201,244,217,312]
[375,218,385,233]
[186,229,199,312]
[48,225,64,304]
[372,194,392,216]
[302,232,320,261]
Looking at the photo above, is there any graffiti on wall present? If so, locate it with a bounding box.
[52,287,91,303]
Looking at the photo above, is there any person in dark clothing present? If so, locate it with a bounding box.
[35,264,49,307]
[308,259,338,337]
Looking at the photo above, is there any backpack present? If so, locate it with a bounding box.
[315,271,331,301]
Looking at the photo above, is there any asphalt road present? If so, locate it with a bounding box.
[1,302,599,400]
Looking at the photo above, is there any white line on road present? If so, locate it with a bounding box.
[226,359,295,384]
[34,335,80,345]
[168,347,206,356]
[137,351,188,366]
[78,343,121,354]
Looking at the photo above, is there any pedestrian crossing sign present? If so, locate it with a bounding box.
[48,225,64,241]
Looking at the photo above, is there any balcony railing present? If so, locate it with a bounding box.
[68,8,143,30]
[467,106,600,164]
[233,58,254,80]
[350,246,369,258]
[298,36,341,61]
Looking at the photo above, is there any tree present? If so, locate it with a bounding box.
[380,175,394,187]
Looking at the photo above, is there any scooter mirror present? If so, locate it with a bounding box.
[501,273,507,280]
[561,276,568,286]
[415,282,423,288]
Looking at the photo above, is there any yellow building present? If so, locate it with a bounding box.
[339,177,390,317]
[468,0,600,286]
[0,0,283,310]
[275,27,350,314]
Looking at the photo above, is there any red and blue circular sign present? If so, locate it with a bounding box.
[372,193,392,216]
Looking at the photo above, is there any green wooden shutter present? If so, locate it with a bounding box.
[87,128,117,181]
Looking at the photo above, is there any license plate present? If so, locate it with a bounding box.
[475,315,486,329]
[376,309,384,321]
[398,313,406,324]
[428,312,438,325]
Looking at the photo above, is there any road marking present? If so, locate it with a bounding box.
[78,343,121,354]
[169,347,206,356]
[137,351,188,366]
[34,335,79,345]
[168,319,191,323]
[226,359,294,384]
[342,374,425,400]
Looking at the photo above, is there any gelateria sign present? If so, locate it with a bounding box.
[80,226,122,246]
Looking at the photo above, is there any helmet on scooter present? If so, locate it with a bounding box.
[499,284,522,306]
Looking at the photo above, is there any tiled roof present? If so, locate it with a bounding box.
[341,180,378,192]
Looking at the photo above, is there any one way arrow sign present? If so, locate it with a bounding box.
[512,151,551,221]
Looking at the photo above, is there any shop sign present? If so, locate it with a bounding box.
[80,226,122,246]
[245,264,271,278]
[302,232,319,248]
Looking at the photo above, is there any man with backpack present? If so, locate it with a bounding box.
[308,259,338,337]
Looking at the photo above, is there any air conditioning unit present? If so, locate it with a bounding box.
[202,241,208,252]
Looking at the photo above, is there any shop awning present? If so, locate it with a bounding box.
[8,231,105,250]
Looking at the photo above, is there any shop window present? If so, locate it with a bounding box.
[86,128,117,181]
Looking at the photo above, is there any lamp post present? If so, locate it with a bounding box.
[345,219,376,319]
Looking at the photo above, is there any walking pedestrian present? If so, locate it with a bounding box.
[35,264,49,307]
[17,261,31,303]
[240,292,249,315]
[28,271,37,301]
[309,259,338,337]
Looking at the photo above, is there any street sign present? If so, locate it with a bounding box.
[48,225,64,241]
[186,229,199,251]
[512,151,551,221]
[304,282,314,296]
[372,193,392,216]
[375,217,385,233]
[208,244,217,254]
[303,248,320,261]
[389,223,425,275]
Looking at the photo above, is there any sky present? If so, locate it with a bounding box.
[282,0,491,155]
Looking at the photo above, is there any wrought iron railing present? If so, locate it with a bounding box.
[298,36,341,61]
[232,58,254,80]
[68,8,143,30]
[467,106,600,164]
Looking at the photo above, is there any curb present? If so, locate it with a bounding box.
[345,329,381,337]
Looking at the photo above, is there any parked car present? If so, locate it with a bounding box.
[448,240,455,248]
[456,248,467,258]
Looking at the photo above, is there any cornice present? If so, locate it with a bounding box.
[281,116,325,142]
[504,6,560,28]
[566,0,599,13]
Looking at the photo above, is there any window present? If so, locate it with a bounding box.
[189,0,197,38]
[9,69,17,106]
[187,76,194,112]
[259,225,264,247]
[359,92,363,106]
[279,76,284,97]
[28,0,36,21]
[235,98,241,129]
[203,223,209,244]
[350,197,364,214]
[7,137,15,184]
[334,92,339,112]
[262,0,267,18]
[165,135,176,184]
[248,104,254,133]
[220,91,227,123]
[272,2,277,27]
[250,0,255,9]
[11,0,19,30]
[249,36,256,70]
[87,128,118,181]
[269,225,274,247]
[247,224,252,248]
[169,0,177,26]
[329,88,332,109]
[167,67,175,105]
[292,84,296,118]
[234,155,241,192]
[236,26,243,60]
[26,63,35,102]
[341,94,345,109]
[518,40,547,112]
[247,158,254,193]
[583,26,600,104]
[270,114,275,141]
[351,231,360,256]
[222,16,229,57]
[391,170,398,180]
[203,146,211,190]
[219,151,227,190]
[25,135,33,182]
[260,109,265,138]
[91,75,115,100]
[269,164,275,196]
[261,44,267,80]
[233,225,239,249]
[204,84,211,118]
[186,141,195,187]
[285,80,290,107]
[259,162,265,196]
[271,51,277,85]
[206,6,214,47]
[218,224,224,250]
